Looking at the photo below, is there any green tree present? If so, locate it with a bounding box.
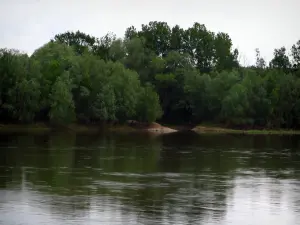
[214,32,239,71]
[31,41,78,121]
[123,37,154,83]
[136,84,162,123]
[91,85,117,122]
[184,70,211,123]
[241,70,270,126]
[1,22,300,129]
[0,49,40,122]
[93,32,116,60]
[108,39,126,62]
[49,71,75,125]
[139,21,171,57]
[124,26,138,40]
[255,48,266,69]
[221,83,250,126]
[11,74,41,123]
[53,31,96,55]
[108,62,141,122]
[183,23,215,73]
[269,47,291,72]
[170,25,185,53]
[291,40,300,70]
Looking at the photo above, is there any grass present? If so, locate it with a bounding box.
[193,125,300,135]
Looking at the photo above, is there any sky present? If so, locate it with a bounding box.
[0,0,299,66]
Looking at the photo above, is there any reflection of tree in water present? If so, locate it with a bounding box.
[91,133,169,222]
[1,133,300,224]
[158,133,238,223]
[0,134,44,189]
[9,133,165,219]
[0,135,18,188]
[157,133,300,223]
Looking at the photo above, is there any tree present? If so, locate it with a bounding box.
[53,31,96,55]
[31,41,78,120]
[157,51,193,122]
[107,61,142,122]
[10,68,41,123]
[49,71,75,125]
[170,25,185,53]
[269,47,291,72]
[183,23,215,73]
[221,83,250,126]
[2,22,300,129]
[255,48,266,69]
[241,70,270,126]
[0,49,41,122]
[184,70,211,123]
[214,32,239,71]
[139,21,171,57]
[291,40,300,69]
[93,32,116,60]
[124,26,138,40]
[91,85,116,122]
[136,84,162,123]
[108,39,126,62]
[123,37,153,83]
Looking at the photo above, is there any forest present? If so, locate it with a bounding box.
[0,21,300,129]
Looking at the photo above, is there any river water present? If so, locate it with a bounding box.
[0,131,300,225]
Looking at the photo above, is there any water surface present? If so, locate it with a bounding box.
[1,132,300,225]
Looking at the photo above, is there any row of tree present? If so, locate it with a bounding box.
[0,21,300,128]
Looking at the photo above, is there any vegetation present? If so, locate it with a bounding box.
[0,21,300,129]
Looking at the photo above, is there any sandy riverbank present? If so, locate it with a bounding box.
[125,121,178,134]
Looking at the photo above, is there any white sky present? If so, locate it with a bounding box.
[0,0,299,66]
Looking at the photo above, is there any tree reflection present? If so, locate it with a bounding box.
[0,133,300,224]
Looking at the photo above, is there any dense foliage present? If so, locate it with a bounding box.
[0,21,300,128]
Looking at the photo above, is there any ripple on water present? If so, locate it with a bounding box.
[1,133,300,225]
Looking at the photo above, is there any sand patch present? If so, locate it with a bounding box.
[126,121,178,134]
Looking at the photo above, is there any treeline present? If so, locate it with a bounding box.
[0,21,300,128]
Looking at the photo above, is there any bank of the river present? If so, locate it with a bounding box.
[0,123,112,134]
[193,125,300,135]
[122,121,178,134]
[0,123,52,133]
[1,123,299,135]
[0,122,178,134]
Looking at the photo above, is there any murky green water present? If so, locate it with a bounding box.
[1,132,300,225]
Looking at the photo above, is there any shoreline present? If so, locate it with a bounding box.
[0,122,178,134]
[192,125,300,135]
[0,123,299,135]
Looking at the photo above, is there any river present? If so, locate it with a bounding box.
[0,131,300,225]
